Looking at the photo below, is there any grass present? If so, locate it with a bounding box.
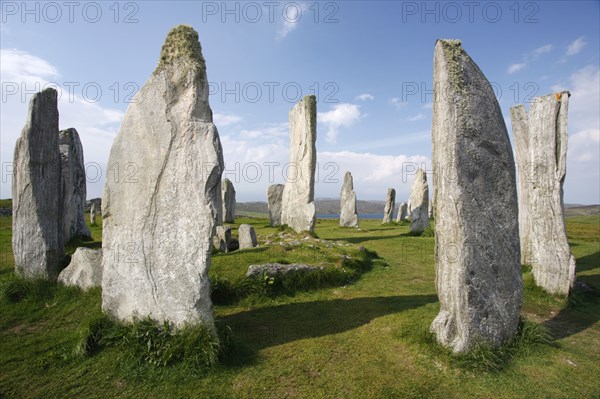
[0,214,599,398]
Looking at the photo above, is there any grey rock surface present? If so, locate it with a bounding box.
[246,263,322,278]
[281,95,317,233]
[382,188,395,223]
[408,170,429,233]
[267,184,285,226]
[396,202,408,222]
[510,92,576,296]
[60,128,91,242]
[221,178,236,223]
[12,88,64,280]
[430,39,522,353]
[101,26,224,329]
[58,248,103,290]
[238,224,258,249]
[212,225,232,252]
[90,203,97,225]
[339,171,359,227]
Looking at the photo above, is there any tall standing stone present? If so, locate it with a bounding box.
[510,92,576,295]
[382,188,395,223]
[396,202,408,222]
[408,170,429,233]
[12,88,64,280]
[59,128,91,242]
[90,203,97,225]
[339,171,359,227]
[267,184,284,226]
[221,178,236,223]
[101,26,224,329]
[281,95,317,233]
[430,40,522,352]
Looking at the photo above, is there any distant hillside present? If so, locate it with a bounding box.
[564,205,600,217]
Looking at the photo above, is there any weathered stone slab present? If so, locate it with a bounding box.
[212,225,232,252]
[221,178,236,223]
[12,88,64,280]
[408,170,429,233]
[396,202,408,222]
[382,188,395,224]
[238,224,258,249]
[58,248,103,290]
[510,92,576,295]
[267,184,285,226]
[90,203,97,225]
[101,26,224,329]
[430,39,522,352]
[281,95,317,233]
[340,171,359,227]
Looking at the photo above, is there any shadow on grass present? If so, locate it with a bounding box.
[220,294,437,351]
[575,251,599,272]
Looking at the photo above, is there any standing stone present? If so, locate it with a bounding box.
[221,178,236,223]
[408,170,429,233]
[281,95,317,233]
[430,39,522,352]
[212,225,232,252]
[238,224,258,249]
[510,92,576,295]
[12,88,64,280]
[101,26,224,329]
[339,171,359,227]
[382,188,395,224]
[428,202,434,219]
[396,202,408,222]
[59,128,91,242]
[58,248,103,290]
[267,184,284,226]
[90,203,97,225]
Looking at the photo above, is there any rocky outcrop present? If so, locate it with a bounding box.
[12,88,64,280]
[221,178,236,223]
[430,39,522,353]
[58,248,102,290]
[59,128,91,241]
[267,184,284,226]
[339,171,359,227]
[280,95,317,233]
[101,25,224,329]
[382,188,395,224]
[510,92,576,296]
[238,224,258,249]
[408,170,429,233]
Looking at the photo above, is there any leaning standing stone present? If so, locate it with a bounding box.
[382,188,395,224]
[60,128,91,241]
[339,171,359,227]
[267,184,285,226]
[12,88,64,280]
[430,39,522,352]
[280,95,317,233]
[238,224,258,249]
[510,92,576,295]
[101,26,224,329]
[408,170,429,233]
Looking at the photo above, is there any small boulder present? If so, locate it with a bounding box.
[238,224,258,249]
[58,248,103,290]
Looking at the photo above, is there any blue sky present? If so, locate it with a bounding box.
[1,1,599,204]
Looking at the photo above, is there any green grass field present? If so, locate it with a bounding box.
[0,214,598,398]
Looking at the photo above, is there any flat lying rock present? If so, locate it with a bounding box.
[12,88,64,280]
[340,171,359,227]
[510,92,576,295]
[101,25,224,329]
[246,263,322,278]
[430,39,522,353]
[267,184,284,226]
[58,247,103,290]
[408,170,429,233]
[382,188,395,223]
[60,128,91,242]
[281,95,317,233]
[238,224,258,249]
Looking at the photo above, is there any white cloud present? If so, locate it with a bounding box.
[356,93,374,101]
[507,63,526,74]
[276,2,308,40]
[566,65,600,162]
[318,103,362,143]
[532,44,553,59]
[0,48,60,83]
[239,123,288,140]
[213,113,242,127]
[407,113,425,122]
[389,97,406,109]
[566,36,586,56]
